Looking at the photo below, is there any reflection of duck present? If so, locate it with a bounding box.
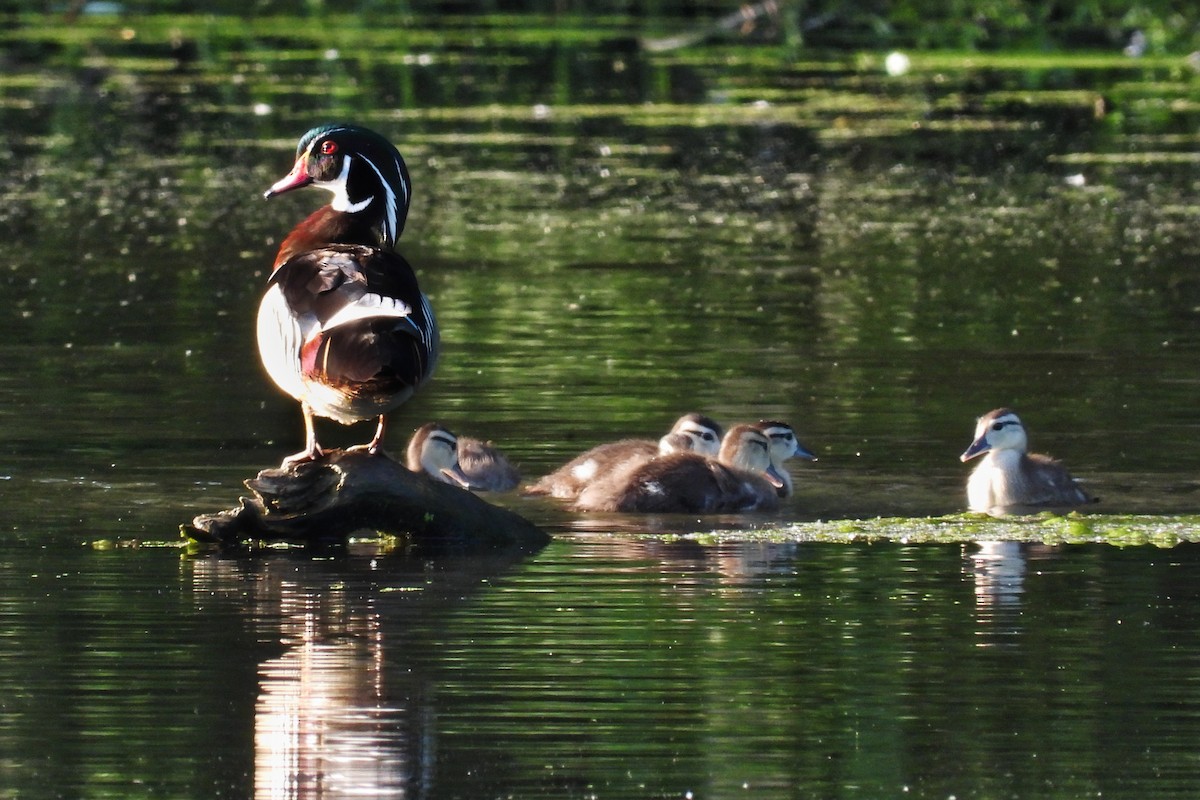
[960,408,1094,514]
[969,540,1027,609]
[522,413,723,500]
[573,423,785,513]
[258,124,438,466]
[751,420,816,498]
[404,423,473,489]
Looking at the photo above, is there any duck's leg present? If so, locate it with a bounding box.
[366,414,389,456]
[281,403,325,467]
[346,414,391,458]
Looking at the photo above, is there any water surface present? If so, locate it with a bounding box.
[1,10,1199,799]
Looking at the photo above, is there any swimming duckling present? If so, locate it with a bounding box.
[522,412,723,500]
[573,423,786,513]
[456,435,521,492]
[406,423,520,492]
[960,408,1095,514]
[751,419,817,498]
[404,423,473,489]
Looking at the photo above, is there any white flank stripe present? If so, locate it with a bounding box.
[321,293,413,332]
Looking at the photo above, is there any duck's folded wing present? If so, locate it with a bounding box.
[1026,455,1092,505]
[273,245,438,390]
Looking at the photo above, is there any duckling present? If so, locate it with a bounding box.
[404,423,472,489]
[960,408,1095,514]
[573,423,786,513]
[522,413,723,500]
[751,419,817,498]
[456,435,521,492]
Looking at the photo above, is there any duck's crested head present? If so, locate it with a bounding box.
[406,422,472,489]
[721,423,787,489]
[265,123,411,248]
[753,419,817,463]
[669,412,724,457]
[960,407,1027,462]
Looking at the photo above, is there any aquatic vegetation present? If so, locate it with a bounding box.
[688,513,1200,547]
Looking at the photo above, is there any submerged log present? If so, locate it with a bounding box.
[640,0,783,52]
[184,450,549,553]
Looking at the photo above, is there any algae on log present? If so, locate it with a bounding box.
[184,450,549,552]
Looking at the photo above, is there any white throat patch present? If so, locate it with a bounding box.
[320,158,373,214]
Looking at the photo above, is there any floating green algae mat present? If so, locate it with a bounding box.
[683,514,1200,547]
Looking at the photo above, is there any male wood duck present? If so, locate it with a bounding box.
[960,408,1095,514]
[573,423,786,513]
[751,419,817,498]
[521,412,723,500]
[405,423,521,493]
[258,124,438,465]
[404,422,472,489]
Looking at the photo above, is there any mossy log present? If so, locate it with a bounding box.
[184,450,549,552]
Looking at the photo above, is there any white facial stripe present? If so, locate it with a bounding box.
[359,154,406,244]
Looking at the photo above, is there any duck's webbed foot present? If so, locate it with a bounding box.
[279,403,326,468]
[280,443,325,469]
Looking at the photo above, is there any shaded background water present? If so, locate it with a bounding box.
[2,7,1200,798]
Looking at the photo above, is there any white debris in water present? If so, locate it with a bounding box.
[885,51,911,76]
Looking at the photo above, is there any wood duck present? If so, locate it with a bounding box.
[573,423,787,513]
[521,412,723,500]
[960,408,1095,514]
[258,124,439,466]
[404,422,472,489]
[751,419,816,498]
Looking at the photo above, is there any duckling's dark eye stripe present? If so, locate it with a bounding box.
[682,425,716,440]
[429,433,456,448]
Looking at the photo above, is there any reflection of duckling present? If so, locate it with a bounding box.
[404,423,472,489]
[522,413,723,500]
[960,408,1095,514]
[573,424,785,513]
[751,420,816,497]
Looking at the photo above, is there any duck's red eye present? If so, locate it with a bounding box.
[320,140,338,155]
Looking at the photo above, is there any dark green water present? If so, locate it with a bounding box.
[5,539,1200,798]
[1,10,1200,798]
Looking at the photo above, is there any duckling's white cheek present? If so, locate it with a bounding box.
[643,481,666,497]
